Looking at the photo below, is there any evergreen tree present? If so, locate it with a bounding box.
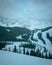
[23,47,25,54]
[42,52,44,58]
[13,45,16,53]
[49,52,52,59]
[26,49,29,55]
[30,50,34,56]
[46,51,52,59]
[37,52,41,57]
[36,48,39,56]
[42,52,47,58]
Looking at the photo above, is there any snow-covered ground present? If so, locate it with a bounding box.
[0,50,52,65]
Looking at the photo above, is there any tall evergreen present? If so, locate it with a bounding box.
[23,47,25,54]
[13,45,16,53]
[30,50,34,56]
[26,49,29,55]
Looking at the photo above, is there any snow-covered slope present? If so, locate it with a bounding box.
[0,25,52,59]
[0,50,52,65]
[33,27,52,51]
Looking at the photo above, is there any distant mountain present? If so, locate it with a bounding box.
[0,16,52,30]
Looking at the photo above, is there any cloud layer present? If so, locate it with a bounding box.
[0,0,52,29]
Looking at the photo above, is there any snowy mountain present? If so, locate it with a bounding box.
[0,25,52,59]
[0,16,52,30]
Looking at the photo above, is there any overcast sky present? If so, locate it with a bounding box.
[0,0,52,28]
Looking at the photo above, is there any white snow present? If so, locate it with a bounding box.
[0,50,52,65]
[6,29,11,32]
[16,35,22,39]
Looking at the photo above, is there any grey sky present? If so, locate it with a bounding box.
[0,0,52,28]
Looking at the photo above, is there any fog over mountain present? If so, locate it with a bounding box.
[0,0,52,30]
